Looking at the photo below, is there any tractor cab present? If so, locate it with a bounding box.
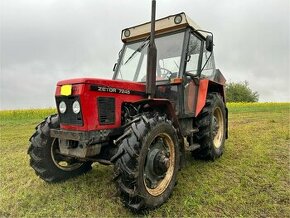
[113,12,225,116]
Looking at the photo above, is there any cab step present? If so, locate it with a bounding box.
[190,128,199,134]
[188,143,200,151]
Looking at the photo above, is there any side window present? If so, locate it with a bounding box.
[186,34,202,75]
[201,48,215,78]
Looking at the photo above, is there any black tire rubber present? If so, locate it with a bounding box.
[111,113,180,211]
[28,114,92,182]
[192,93,226,160]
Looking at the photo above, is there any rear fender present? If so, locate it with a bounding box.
[195,80,226,116]
[195,79,228,138]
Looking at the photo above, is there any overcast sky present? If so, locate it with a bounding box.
[0,0,289,109]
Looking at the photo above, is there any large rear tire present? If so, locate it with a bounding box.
[111,113,180,211]
[28,114,92,182]
[192,93,226,160]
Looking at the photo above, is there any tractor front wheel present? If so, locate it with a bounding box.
[111,113,180,211]
[28,114,92,182]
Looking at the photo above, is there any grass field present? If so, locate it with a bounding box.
[0,103,289,217]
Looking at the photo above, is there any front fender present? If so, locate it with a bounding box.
[133,98,186,167]
[133,98,179,128]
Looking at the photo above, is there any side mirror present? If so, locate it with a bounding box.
[206,35,213,52]
[113,63,117,72]
[118,49,123,57]
[113,48,123,72]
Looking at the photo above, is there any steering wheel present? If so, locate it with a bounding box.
[160,67,173,79]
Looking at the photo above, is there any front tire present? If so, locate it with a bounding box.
[192,93,226,160]
[28,114,92,182]
[111,113,180,211]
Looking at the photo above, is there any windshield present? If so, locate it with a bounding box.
[115,31,185,82]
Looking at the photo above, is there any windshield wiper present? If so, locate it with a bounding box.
[124,36,150,65]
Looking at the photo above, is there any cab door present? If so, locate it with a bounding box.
[183,33,203,115]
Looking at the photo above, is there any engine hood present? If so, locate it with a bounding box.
[55,77,147,131]
[57,77,146,93]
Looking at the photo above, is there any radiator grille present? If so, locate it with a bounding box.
[97,97,115,125]
[55,96,83,125]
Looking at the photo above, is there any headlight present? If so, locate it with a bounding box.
[72,100,81,114]
[59,101,66,114]
[124,29,130,37]
[174,15,182,24]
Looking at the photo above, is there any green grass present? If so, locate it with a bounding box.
[0,103,289,217]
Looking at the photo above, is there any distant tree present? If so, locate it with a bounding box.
[226,81,259,102]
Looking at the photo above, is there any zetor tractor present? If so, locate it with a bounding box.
[28,2,228,211]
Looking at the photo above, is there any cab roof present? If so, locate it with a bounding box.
[121,12,207,42]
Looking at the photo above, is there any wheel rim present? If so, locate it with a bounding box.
[212,107,224,149]
[51,139,83,171]
[143,133,175,196]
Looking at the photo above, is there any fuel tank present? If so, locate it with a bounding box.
[55,78,146,131]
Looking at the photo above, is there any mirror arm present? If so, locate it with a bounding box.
[194,29,214,41]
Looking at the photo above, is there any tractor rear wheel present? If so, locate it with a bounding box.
[28,114,92,182]
[111,113,180,211]
[192,93,226,160]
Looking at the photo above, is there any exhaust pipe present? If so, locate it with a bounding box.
[146,0,157,98]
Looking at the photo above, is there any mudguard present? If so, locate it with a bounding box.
[132,98,186,159]
[195,79,228,139]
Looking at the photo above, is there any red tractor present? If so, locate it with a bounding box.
[28,1,228,211]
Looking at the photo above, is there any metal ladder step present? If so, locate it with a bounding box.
[188,143,200,151]
[190,128,199,134]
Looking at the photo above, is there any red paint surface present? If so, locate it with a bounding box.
[55,78,146,131]
[195,79,227,116]
[195,79,209,116]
